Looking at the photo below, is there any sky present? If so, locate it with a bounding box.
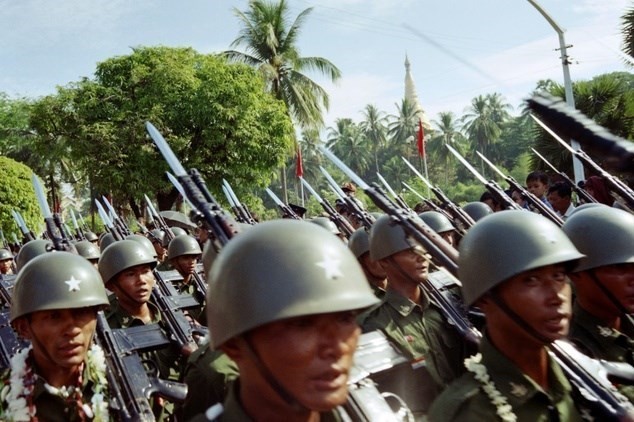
[1,0,631,129]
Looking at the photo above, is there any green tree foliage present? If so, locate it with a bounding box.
[28,47,294,213]
[622,5,634,63]
[0,156,42,239]
[532,72,634,175]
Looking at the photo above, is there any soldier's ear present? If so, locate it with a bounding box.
[219,338,244,361]
[12,317,32,340]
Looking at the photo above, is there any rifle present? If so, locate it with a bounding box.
[319,166,376,230]
[265,188,301,219]
[401,182,453,220]
[445,145,522,212]
[321,146,634,420]
[300,177,355,237]
[527,93,634,175]
[70,208,87,240]
[476,151,564,226]
[531,148,597,204]
[402,157,476,232]
[96,200,125,241]
[95,311,187,421]
[319,146,480,346]
[222,179,257,225]
[144,195,176,242]
[102,196,132,237]
[11,209,35,243]
[531,113,634,211]
[145,122,240,255]
[376,172,410,210]
[32,174,75,252]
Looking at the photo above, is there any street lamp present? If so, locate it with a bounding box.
[527,0,585,184]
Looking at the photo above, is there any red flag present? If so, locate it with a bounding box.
[417,119,426,158]
[295,146,304,178]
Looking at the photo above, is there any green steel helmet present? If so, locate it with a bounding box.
[0,248,13,262]
[168,235,202,261]
[98,239,157,285]
[562,206,634,272]
[310,217,341,235]
[461,202,493,222]
[126,234,157,259]
[74,240,101,261]
[11,252,109,322]
[459,210,583,306]
[84,231,99,242]
[149,229,166,246]
[16,239,53,271]
[207,220,379,348]
[99,233,117,251]
[201,240,217,279]
[418,211,455,234]
[170,227,187,238]
[348,228,370,259]
[369,214,417,261]
[567,202,608,217]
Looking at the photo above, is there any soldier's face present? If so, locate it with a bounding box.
[229,311,361,412]
[112,264,155,304]
[16,307,97,380]
[593,263,634,313]
[173,255,198,276]
[483,263,571,344]
[382,247,430,283]
[0,259,12,274]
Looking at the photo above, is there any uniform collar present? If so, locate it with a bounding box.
[383,287,429,316]
[480,333,572,408]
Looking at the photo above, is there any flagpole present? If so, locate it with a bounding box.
[300,179,305,207]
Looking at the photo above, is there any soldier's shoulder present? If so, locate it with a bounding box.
[427,373,488,422]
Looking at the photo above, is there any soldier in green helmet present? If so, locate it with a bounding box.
[563,206,634,401]
[428,210,586,421]
[192,219,379,421]
[167,235,202,294]
[0,252,111,421]
[74,240,101,269]
[347,228,386,297]
[15,239,52,271]
[360,214,470,395]
[310,216,346,242]
[419,210,458,247]
[461,201,493,222]
[0,248,14,275]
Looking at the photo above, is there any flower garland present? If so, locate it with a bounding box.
[0,343,109,421]
[464,353,517,422]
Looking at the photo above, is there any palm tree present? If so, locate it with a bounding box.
[622,5,634,63]
[461,95,503,175]
[359,104,388,174]
[387,99,419,161]
[326,118,370,177]
[427,111,467,184]
[225,0,341,202]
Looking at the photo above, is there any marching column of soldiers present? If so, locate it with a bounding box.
[0,110,634,422]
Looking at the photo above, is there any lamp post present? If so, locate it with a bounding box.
[527,0,585,184]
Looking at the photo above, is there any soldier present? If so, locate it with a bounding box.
[15,239,52,271]
[310,216,346,242]
[348,228,387,297]
[462,201,493,222]
[167,235,203,294]
[149,229,168,262]
[563,206,634,400]
[84,231,99,245]
[196,220,379,421]
[0,252,110,421]
[73,240,101,269]
[419,210,458,247]
[361,215,471,394]
[0,248,14,275]
[428,210,585,421]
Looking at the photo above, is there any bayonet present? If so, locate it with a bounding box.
[32,174,70,251]
[167,172,196,211]
[300,177,355,237]
[265,188,300,219]
[376,172,409,210]
[222,179,256,225]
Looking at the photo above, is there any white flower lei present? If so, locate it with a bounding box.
[0,343,109,421]
[464,353,517,422]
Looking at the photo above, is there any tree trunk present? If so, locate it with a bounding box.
[156,188,180,211]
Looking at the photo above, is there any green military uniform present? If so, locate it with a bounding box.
[106,300,183,380]
[360,286,468,392]
[569,302,634,402]
[178,341,239,421]
[427,334,584,422]
[0,356,106,422]
[190,381,344,421]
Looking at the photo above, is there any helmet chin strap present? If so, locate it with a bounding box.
[242,333,307,413]
[488,291,551,345]
[588,269,629,316]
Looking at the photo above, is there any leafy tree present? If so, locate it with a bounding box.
[461,94,506,172]
[326,118,370,177]
[0,156,42,240]
[387,99,419,161]
[427,111,467,184]
[29,47,294,214]
[0,93,33,157]
[359,104,388,173]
